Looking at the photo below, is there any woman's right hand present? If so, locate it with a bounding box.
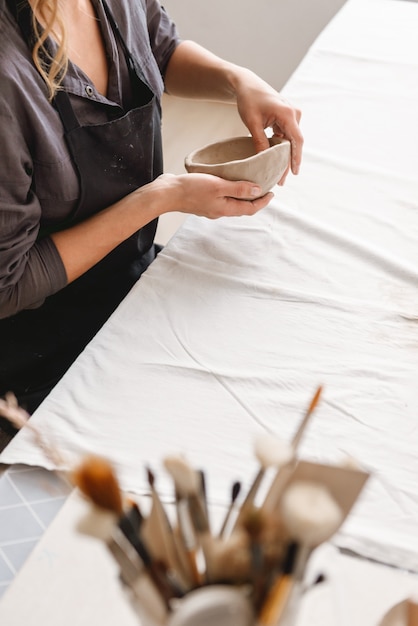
[49,172,274,285]
[151,172,274,219]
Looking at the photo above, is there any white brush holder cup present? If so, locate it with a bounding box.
[168,585,254,626]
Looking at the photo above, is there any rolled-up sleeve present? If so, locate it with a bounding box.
[145,0,181,78]
[0,106,67,319]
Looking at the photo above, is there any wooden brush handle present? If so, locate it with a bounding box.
[408,599,418,626]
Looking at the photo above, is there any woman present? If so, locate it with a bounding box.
[0,0,303,415]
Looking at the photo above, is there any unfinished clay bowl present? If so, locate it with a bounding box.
[184,136,290,198]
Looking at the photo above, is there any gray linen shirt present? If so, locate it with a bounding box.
[0,0,179,318]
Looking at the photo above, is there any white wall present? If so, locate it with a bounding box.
[162,0,347,90]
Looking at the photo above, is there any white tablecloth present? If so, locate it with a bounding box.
[2,0,418,572]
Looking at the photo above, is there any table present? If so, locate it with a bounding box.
[0,490,418,626]
[1,0,418,621]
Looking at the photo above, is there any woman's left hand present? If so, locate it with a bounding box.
[233,69,303,182]
[165,41,303,183]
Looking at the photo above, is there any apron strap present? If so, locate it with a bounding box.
[99,0,154,104]
[100,0,150,87]
[54,91,81,132]
[6,0,39,50]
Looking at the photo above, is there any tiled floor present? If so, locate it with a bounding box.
[0,465,71,599]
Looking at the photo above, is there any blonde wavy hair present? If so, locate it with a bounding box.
[31,0,68,100]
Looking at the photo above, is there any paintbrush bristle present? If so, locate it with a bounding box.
[72,455,123,515]
[242,507,266,539]
[308,385,322,414]
[232,481,241,503]
[146,466,156,489]
[163,455,200,497]
[280,480,343,547]
[254,434,294,469]
[209,530,251,583]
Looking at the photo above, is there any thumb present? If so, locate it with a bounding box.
[225,180,263,200]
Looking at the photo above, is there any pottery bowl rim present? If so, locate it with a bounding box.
[185,135,290,171]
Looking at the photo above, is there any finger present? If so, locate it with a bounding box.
[287,111,303,174]
[277,163,290,186]
[249,128,270,154]
[225,191,274,216]
[252,191,274,210]
[290,133,303,175]
[273,118,303,175]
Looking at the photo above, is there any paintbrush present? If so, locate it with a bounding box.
[107,524,145,586]
[218,480,241,538]
[144,466,174,550]
[163,455,209,586]
[242,506,268,609]
[163,456,210,534]
[108,526,169,626]
[73,455,140,543]
[73,456,134,543]
[258,479,343,626]
[72,455,181,603]
[164,456,207,585]
[119,503,184,605]
[257,541,298,625]
[232,433,294,531]
[205,529,251,584]
[72,455,124,515]
[142,466,188,591]
[262,385,323,513]
[198,469,210,533]
[291,385,323,451]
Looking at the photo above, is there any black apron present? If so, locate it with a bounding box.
[0,0,163,413]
